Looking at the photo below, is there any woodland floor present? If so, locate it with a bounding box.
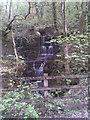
[14,78,89,118]
[1,77,89,119]
[38,79,88,118]
[1,61,89,119]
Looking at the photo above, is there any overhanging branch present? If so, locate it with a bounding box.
[25,2,31,19]
[5,15,20,31]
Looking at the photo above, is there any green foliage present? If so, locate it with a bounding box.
[0,1,88,33]
[1,55,25,78]
[87,11,90,17]
[1,87,39,118]
[66,79,71,85]
[56,32,88,74]
[45,103,54,110]
[1,82,64,118]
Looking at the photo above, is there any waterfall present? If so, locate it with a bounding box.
[33,34,54,87]
[33,62,45,77]
[41,36,45,46]
[48,41,53,56]
[23,30,54,81]
[36,31,41,37]
[41,46,46,55]
[37,33,46,57]
[33,61,45,87]
[37,31,41,57]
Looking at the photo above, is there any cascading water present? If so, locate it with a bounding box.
[32,32,54,87]
[40,36,47,56]
[33,62,45,77]
[33,61,45,87]
[48,41,54,56]
[41,46,46,56]
[41,36,45,46]
[37,32,41,57]
[37,35,47,58]
[16,31,54,86]
[36,31,41,37]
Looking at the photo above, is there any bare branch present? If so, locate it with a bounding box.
[25,2,31,19]
[5,15,19,31]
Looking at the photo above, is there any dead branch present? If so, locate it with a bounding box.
[5,15,19,31]
[25,2,31,19]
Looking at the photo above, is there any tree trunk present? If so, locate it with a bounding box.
[86,2,88,32]
[12,2,14,18]
[76,2,80,19]
[32,3,34,19]
[80,11,86,34]
[26,0,28,15]
[40,5,43,18]
[35,2,39,19]
[52,2,58,31]
[11,31,18,68]
[8,0,12,21]
[61,1,70,75]
[5,0,8,15]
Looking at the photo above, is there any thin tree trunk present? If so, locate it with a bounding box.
[52,2,58,31]
[80,11,86,34]
[11,31,18,68]
[12,2,14,18]
[81,2,84,10]
[5,0,8,15]
[40,3,43,18]
[8,0,12,21]
[78,2,81,11]
[61,1,66,36]
[35,2,39,19]
[86,14,88,31]
[32,4,34,19]
[86,2,88,32]
[76,2,80,19]
[61,1,70,74]
[26,0,28,14]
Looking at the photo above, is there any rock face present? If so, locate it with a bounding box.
[2,26,63,87]
[13,26,61,78]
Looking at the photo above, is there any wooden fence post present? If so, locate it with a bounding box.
[44,73,48,98]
